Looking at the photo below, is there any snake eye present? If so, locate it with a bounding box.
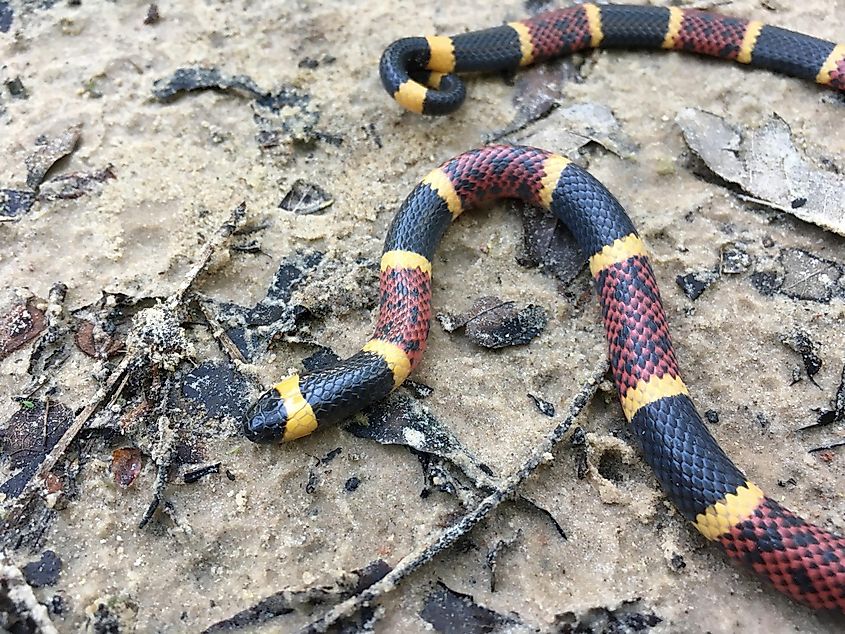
[243,390,287,443]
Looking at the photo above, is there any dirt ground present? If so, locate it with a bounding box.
[1,0,844,632]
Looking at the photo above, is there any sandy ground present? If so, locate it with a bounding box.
[1,0,844,632]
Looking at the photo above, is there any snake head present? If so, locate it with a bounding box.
[242,389,287,443]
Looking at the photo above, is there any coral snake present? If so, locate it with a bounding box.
[244,3,845,614]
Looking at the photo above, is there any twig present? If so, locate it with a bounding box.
[139,413,176,528]
[734,193,792,213]
[195,298,247,363]
[2,203,247,529]
[172,202,246,301]
[298,359,608,634]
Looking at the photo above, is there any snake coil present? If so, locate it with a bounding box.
[245,3,845,615]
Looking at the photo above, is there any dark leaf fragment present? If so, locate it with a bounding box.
[181,360,252,420]
[0,400,73,498]
[5,77,27,99]
[0,1,12,32]
[675,269,718,301]
[420,582,523,634]
[25,124,82,189]
[152,67,264,100]
[528,393,555,417]
[752,248,844,303]
[74,319,124,359]
[21,550,62,587]
[144,3,160,24]
[38,165,116,201]
[0,188,37,218]
[201,560,391,633]
[780,330,822,382]
[438,297,547,349]
[0,297,47,361]
[183,462,221,484]
[211,251,321,361]
[516,202,584,285]
[555,599,662,633]
[279,179,333,215]
[719,242,752,275]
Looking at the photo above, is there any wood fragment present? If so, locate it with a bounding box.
[298,360,608,634]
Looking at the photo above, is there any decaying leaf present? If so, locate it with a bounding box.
[516,202,584,286]
[676,109,845,236]
[0,297,47,361]
[21,550,62,588]
[152,67,265,100]
[111,448,143,488]
[751,248,845,303]
[437,296,548,349]
[181,360,252,421]
[554,598,662,632]
[211,251,320,361]
[74,320,124,359]
[279,179,333,215]
[0,188,37,218]
[38,165,116,201]
[201,559,391,633]
[0,400,74,498]
[24,124,83,189]
[420,582,527,633]
[516,102,638,158]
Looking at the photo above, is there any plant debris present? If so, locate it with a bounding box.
[183,462,220,484]
[279,179,333,215]
[300,361,607,634]
[528,393,555,417]
[486,531,522,593]
[181,360,252,421]
[0,400,74,499]
[346,390,493,488]
[750,248,844,303]
[516,201,584,286]
[676,109,845,236]
[201,559,391,633]
[780,330,822,385]
[437,297,547,349]
[209,251,320,361]
[0,1,12,33]
[487,57,581,141]
[21,551,62,588]
[110,448,143,488]
[25,124,82,189]
[719,242,752,275]
[152,67,265,100]
[152,67,325,147]
[675,269,718,301]
[37,165,116,202]
[0,555,59,634]
[143,3,160,24]
[419,582,526,633]
[514,102,638,158]
[0,188,37,218]
[0,296,47,361]
[554,599,662,633]
[73,319,123,360]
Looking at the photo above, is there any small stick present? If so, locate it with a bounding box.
[299,359,608,634]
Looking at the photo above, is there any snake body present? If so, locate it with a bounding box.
[244,3,845,615]
[379,3,844,115]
